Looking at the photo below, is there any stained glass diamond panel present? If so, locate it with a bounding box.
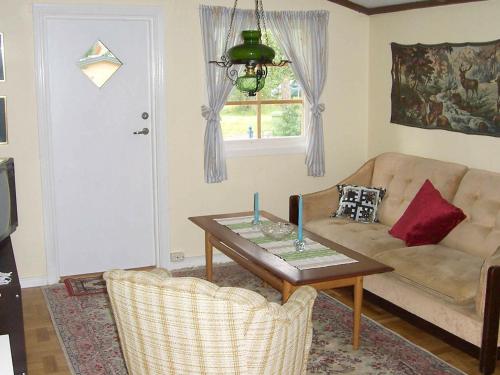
[78,40,122,88]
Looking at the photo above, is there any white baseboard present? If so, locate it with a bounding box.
[19,254,232,288]
[20,276,49,288]
[167,253,232,270]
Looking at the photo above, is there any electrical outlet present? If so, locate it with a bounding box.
[170,251,184,262]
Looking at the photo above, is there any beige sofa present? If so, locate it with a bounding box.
[290,152,500,374]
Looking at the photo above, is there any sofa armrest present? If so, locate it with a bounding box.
[476,247,500,374]
[476,247,500,317]
[289,157,376,224]
[479,265,500,375]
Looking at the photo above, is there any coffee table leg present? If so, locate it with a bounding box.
[282,280,293,303]
[353,276,363,350]
[205,232,213,282]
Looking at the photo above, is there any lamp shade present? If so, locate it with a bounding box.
[227,30,275,65]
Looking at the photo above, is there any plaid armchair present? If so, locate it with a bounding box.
[104,268,317,375]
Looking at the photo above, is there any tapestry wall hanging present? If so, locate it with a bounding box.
[390,40,500,136]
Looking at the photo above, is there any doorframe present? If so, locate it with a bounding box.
[33,4,169,284]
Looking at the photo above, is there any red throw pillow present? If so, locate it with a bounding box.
[389,179,466,246]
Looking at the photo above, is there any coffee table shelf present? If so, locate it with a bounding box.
[189,210,393,350]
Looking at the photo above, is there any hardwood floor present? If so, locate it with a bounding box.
[23,287,70,375]
[21,284,499,375]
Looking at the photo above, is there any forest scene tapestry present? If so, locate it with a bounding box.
[391,40,500,136]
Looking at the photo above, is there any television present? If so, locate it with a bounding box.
[0,158,17,242]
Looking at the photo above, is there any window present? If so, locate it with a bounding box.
[220,33,305,156]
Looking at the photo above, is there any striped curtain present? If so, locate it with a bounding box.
[199,6,252,183]
[268,10,329,177]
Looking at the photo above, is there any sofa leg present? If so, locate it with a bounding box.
[480,266,500,375]
[289,195,299,225]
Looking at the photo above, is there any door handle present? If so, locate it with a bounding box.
[133,128,150,135]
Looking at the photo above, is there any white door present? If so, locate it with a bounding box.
[41,10,158,276]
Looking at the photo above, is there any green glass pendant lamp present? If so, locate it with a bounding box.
[209,0,290,96]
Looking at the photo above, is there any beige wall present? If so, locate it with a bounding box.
[0,0,370,280]
[368,0,500,172]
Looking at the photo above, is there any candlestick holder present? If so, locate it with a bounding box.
[252,219,261,230]
[294,239,306,252]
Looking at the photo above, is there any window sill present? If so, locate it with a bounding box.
[224,137,305,158]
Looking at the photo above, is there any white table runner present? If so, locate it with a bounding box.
[216,216,358,270]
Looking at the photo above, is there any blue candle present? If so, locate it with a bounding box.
[254,192,260,222]
[298,194,303,241]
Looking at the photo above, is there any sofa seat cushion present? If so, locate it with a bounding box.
[373,245,483,304]
[304,217,405,257]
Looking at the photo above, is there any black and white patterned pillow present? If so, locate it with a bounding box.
[332,184,386,223]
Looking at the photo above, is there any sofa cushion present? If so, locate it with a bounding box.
[374,245,483,304]
[389,180,466,246]
[333,184,385,223]
[304,217,405,257]
[371,153,467,227]
[441,169,500,259]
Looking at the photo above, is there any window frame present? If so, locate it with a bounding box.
[222,91,307,158]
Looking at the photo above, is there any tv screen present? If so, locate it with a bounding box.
[0,158,17,242]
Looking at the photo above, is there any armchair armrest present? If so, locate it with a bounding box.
[264,286,317,323]
[277,286,317,375]
[280,286,317,321]
[149,267,172,278]
[245,287,317,375]
[289,157,376,224]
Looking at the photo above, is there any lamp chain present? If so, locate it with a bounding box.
[223,0,239,58]
[255,0,261,34]
[258,0,270,47]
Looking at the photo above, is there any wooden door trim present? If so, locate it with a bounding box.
[33,4,168,284]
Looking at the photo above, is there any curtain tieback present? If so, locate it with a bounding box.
[201,105,221,123]
[311,103,325,117]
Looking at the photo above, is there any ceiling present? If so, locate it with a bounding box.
[350,0,428,7]
[328,0,487,15]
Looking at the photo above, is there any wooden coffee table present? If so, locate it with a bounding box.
[189,211,393,350]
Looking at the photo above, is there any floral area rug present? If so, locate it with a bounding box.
[42,263,465,375]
